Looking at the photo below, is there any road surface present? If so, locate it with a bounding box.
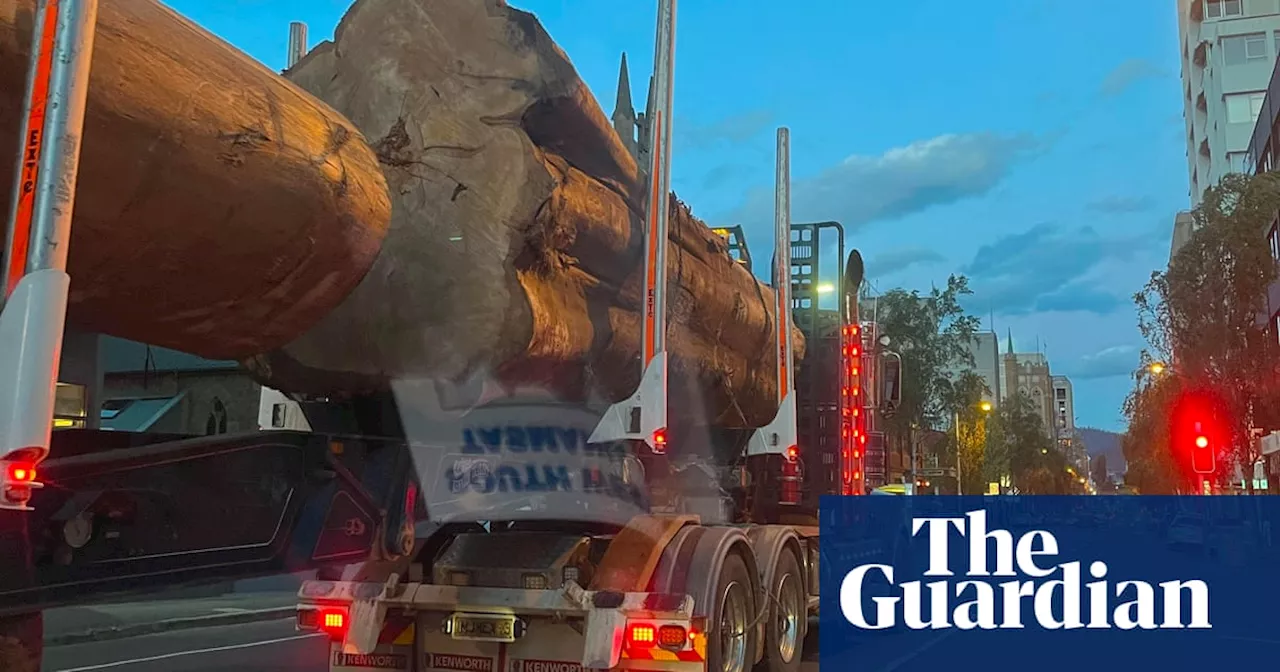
[44,619,327,672]
[44,620,832,672]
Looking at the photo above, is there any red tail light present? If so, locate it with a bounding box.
[320,609,346,640]
[652,428,668,454]
[627,623,656,648]
[6,462,35,482]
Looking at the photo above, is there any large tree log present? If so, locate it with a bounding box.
[0,0,391,358]
[249,0,803,428]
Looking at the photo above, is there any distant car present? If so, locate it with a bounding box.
[1167,514,1207,551]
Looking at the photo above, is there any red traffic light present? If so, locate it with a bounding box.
[1170,388,1224,477]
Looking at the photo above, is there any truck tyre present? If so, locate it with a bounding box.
[0,611,42,672]
[709,552,756,672]
[759,549,804,672]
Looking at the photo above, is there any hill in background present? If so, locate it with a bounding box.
[1079,427,1125,472]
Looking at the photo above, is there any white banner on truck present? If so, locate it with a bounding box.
[392,376,650,527]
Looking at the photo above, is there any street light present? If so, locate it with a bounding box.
[980,401,992,413]
[1149,362,1167,375]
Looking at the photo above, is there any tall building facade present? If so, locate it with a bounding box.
[1244,32,1280,492]
[1173,0,1280,257]
[1177,0,1280,203]
[945,332,1001,408]
[1000,332,1055,441]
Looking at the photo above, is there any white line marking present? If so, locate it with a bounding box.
[52,633,325,672]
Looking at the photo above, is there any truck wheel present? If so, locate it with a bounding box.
[759,549,804,672]
[0,611,42,672]
[709,552,756,672]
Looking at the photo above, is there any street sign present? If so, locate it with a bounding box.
[920,468,952,478]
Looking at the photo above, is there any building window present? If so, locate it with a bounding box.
[53,383,87,429]
[1055,388,1066,400]
[1226,91,1267,123]
[1223,33,1269,65]
[1206,0,1244,19]
[1228,151,1252,174]
[1269,220,1280,260]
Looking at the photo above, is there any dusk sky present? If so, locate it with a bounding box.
[168,0,1188,432]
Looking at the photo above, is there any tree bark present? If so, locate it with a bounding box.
[0,0,391,358]
[249,0,803,428]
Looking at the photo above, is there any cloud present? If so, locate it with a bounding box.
[719,132,1048,234]
[1086,195,1155,214]
[678,110,775,151]
[1060,345,1140,380]
[868,247,946,277]
[1100,59,1166,97]
[962,222,1149,316]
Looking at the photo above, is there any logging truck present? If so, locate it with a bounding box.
[0,1,902,671]
[284,5,902,672]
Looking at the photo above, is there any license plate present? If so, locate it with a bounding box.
[448,613,517,642]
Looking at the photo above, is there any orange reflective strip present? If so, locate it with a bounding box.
[5,0,60,298]
[642,113,664,364]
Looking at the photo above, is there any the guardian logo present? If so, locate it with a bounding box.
[841,510,1211,631]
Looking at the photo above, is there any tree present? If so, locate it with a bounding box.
[870,275,982,487]
[873,275,982,433]
[1121,359,1188,494]
[986,392,1081,493]
[1090,453,1110,492]
[944,370,992,494]
[1134,172,1280,492]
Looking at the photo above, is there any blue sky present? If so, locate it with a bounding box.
[169,0,1189,432]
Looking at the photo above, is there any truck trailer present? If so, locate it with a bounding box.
[0,1,900,670]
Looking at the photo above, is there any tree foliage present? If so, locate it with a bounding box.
[986,392,1083,493]
[872,275,982,438]
[1131,172,1280,489]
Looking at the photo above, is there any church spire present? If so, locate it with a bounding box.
[1006,328,1014,355]
[611,53,637,159]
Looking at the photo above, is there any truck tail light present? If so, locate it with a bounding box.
[6,462,36,482]
[321,609,347,639]
[626,623,656,648]
[658,624,687,648]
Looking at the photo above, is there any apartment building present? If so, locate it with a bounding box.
[1173,0,1280,257]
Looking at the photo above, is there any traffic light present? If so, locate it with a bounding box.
[1169,387,1224,477]
[1190,421,1214,474]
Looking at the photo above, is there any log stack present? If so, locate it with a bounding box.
[0,0,391,357]
[253,0,803,427]
[0,0,803,429]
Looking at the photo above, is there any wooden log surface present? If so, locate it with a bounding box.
[248,0,804,428]
[0,0,391,358]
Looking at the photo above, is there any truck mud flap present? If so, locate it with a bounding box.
[0,431,408,615]
[332,613,415,671]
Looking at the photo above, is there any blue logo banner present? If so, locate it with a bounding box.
[819,495,1280,670]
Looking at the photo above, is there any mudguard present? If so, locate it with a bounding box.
[677,526,763,665]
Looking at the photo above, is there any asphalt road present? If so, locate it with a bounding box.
[44,618,825,672]
[43,619,327,672]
